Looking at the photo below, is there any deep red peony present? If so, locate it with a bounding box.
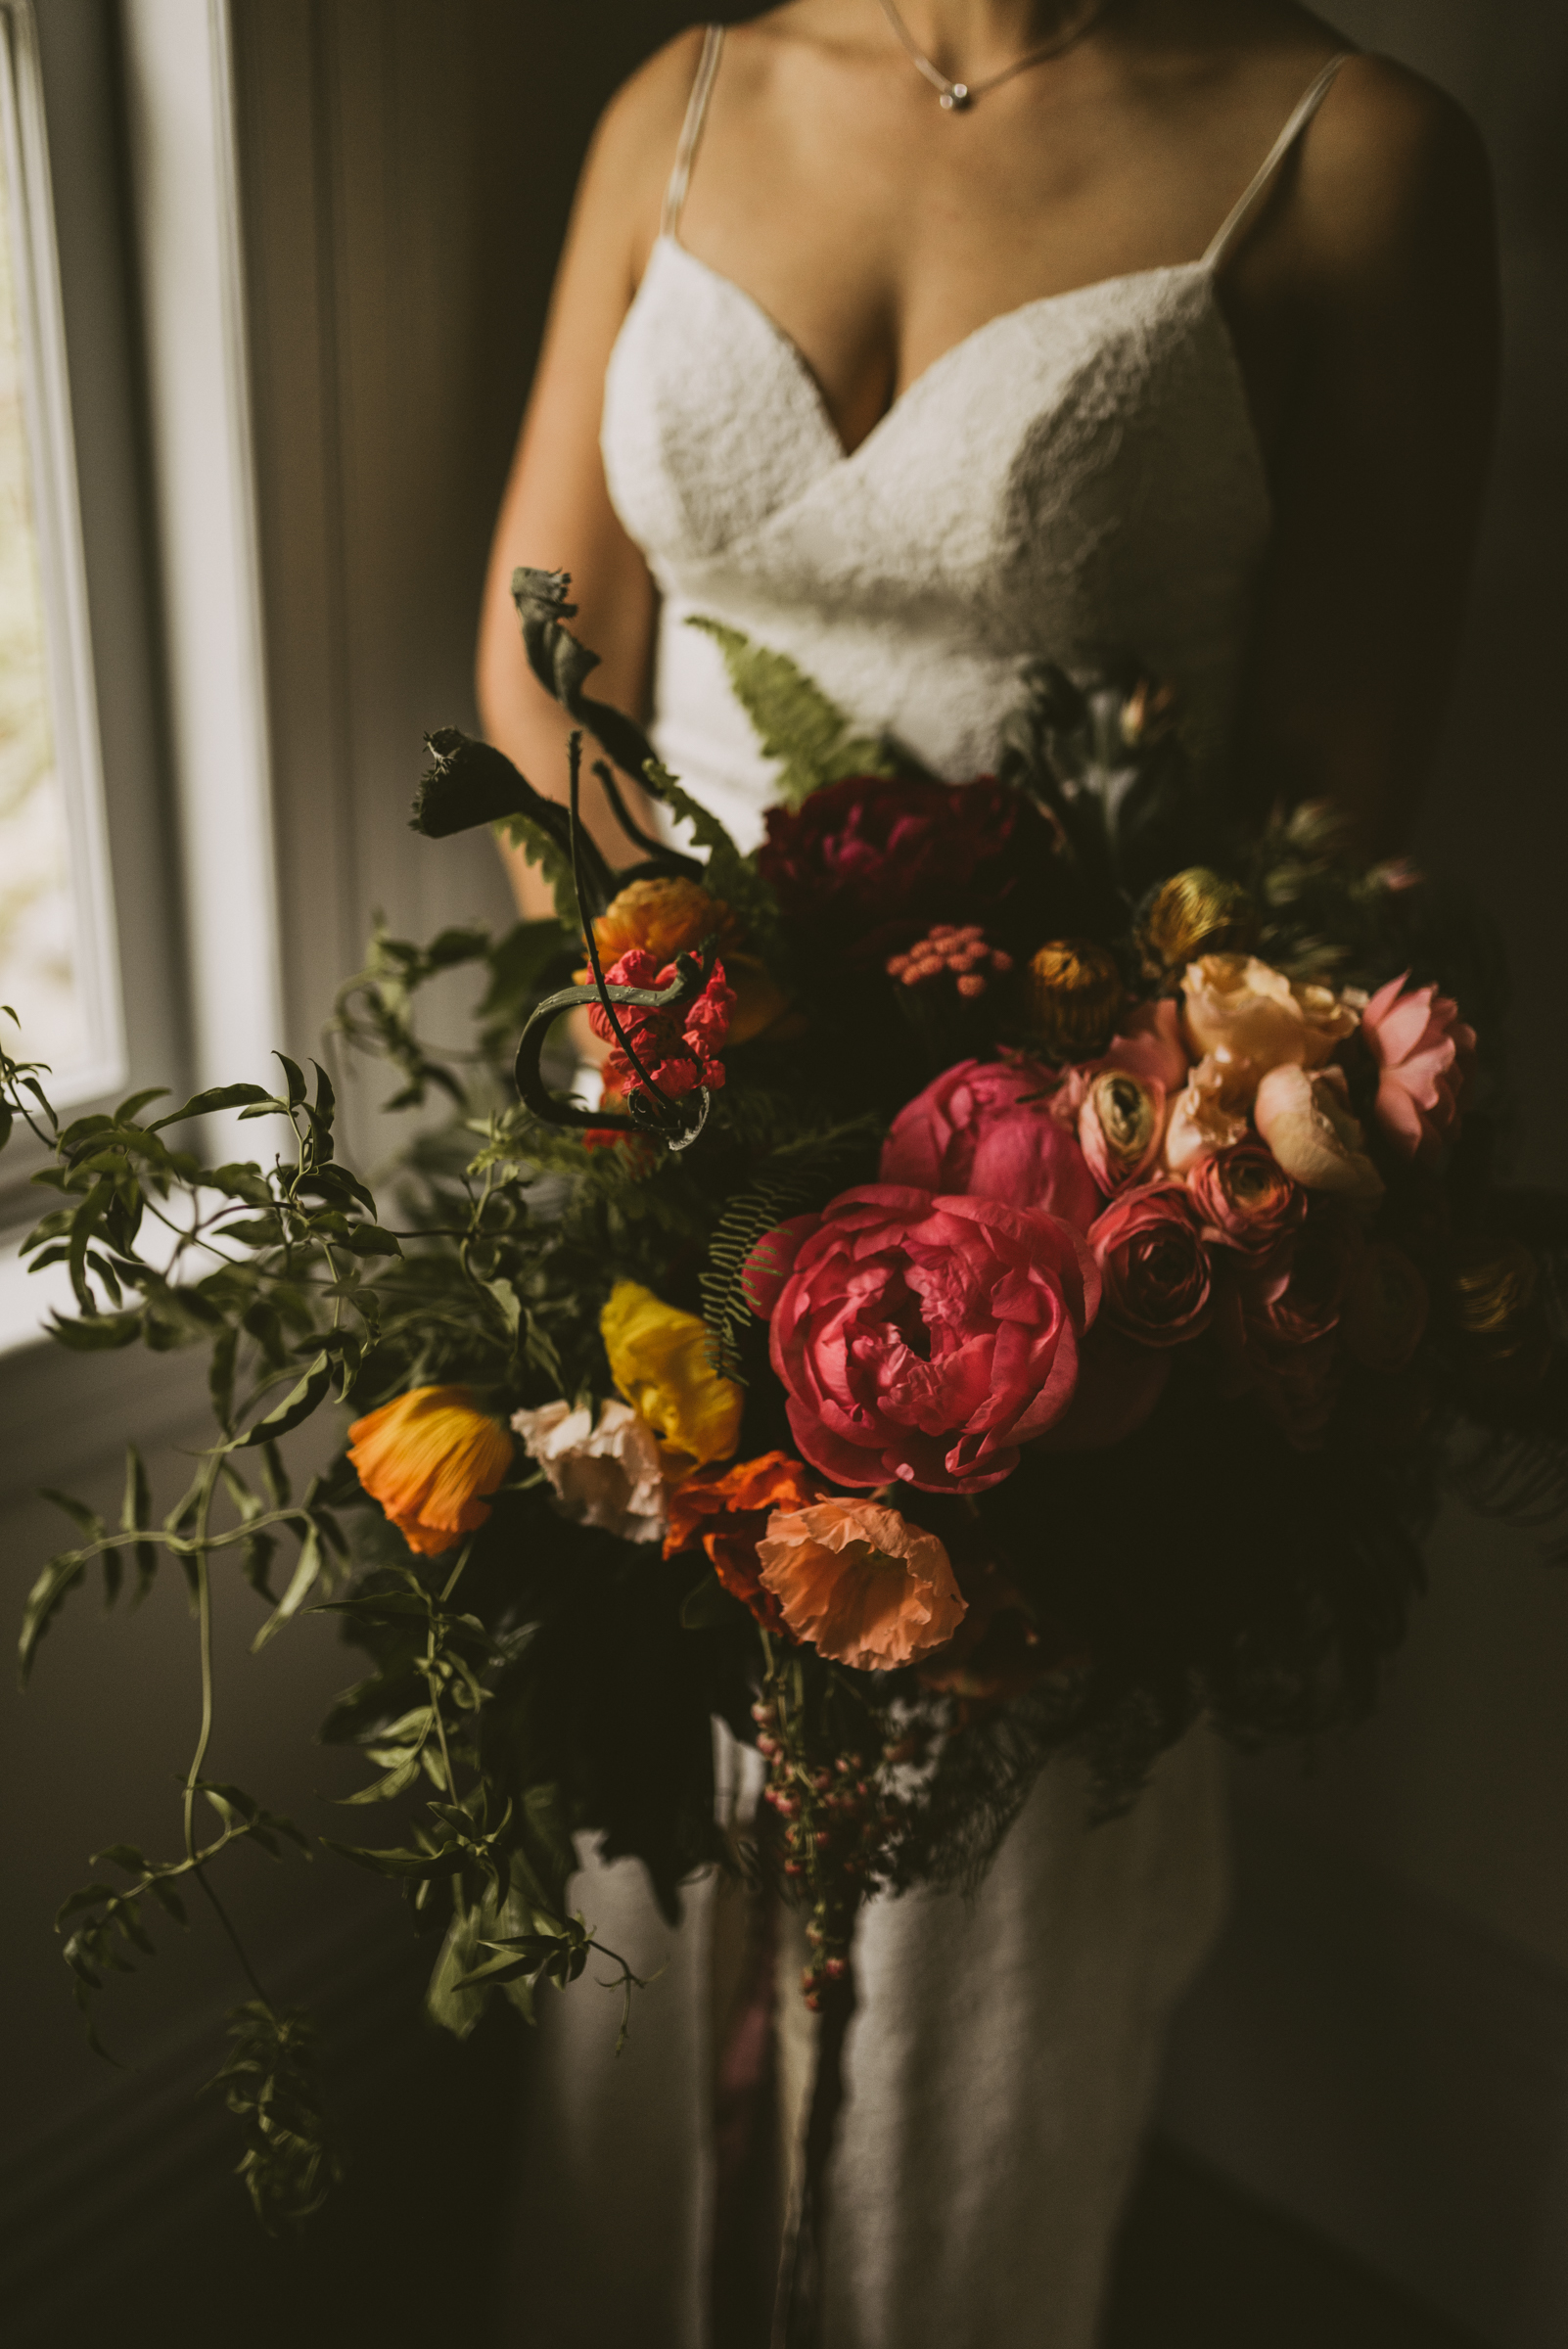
[766,1182,1099,1494]
[756,773,1043,955]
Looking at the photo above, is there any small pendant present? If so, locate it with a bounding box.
[940,82,971,110]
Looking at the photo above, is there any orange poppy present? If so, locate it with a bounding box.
[346,1385,512,1556]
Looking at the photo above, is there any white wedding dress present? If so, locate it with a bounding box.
[509,34,1349,2348]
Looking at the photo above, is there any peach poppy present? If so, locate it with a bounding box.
[347,1385,513,1556]
[756,1497,966,1671]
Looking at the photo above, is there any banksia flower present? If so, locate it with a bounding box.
[1027,939,1124,1060]
[1135,868,1254,985]
[347,1386,513,1555]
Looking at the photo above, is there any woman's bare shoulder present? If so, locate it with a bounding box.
[1292,48,1496,289]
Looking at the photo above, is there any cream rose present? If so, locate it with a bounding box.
[1181,954,1358,1102]
[1163,1054,1250,1175]
[1252,1064,1385,1202]
[511,1398,668,1543]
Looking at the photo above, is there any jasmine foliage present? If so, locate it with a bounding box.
[209,2003,342,2231]
[686,615,903,809]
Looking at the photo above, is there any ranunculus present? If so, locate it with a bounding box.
[347,1385,512,1556]
[1078,1068,1166,1193]
[756,1497,966,1670]
[1342,1242,1430,1372]
[770,1184,1098,1493]
[1181,953,1358,1099]
[1088,1185,1213,1346]
[600,1281,744,1475]
[1187,1140,1308,1258]
[589,876,787,1046]
[757,774,1049,958]
[664,1451,822,1631]
[587,948,736,1107]
[1253,1063,1385,1201]
[1217,1205,1360,1443]
[1163,1054,1250,1174]
[1360,973,1475,1160]
[511,1397,666,1543]
[880,1058,1102,1231]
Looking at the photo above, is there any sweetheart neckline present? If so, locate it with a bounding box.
[644,234,1260,474]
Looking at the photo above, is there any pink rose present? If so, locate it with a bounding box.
[1087,1184,1214,1347]
[1077,1068,1166,1193]
[1253,1064,1385,1202]
[769,1183,1099,1494]
[1360,973,1475,1160]
[1163,1054,1250,1174]
[1187,1141,1308,1258]
[880,1058,1103,1231]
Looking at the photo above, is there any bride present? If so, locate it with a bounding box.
[476,4,1498,2342]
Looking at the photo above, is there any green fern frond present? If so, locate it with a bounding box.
[687,618,900,809]
[699,1117,881,1378]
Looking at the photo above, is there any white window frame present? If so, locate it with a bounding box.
[0,0,126,1109]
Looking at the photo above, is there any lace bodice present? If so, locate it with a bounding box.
[600,38,1346,852]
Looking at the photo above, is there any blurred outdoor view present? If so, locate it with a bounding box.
[0,135,92,1090]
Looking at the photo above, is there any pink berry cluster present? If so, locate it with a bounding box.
[752,1693,894,2010]
[886,923,1014,999]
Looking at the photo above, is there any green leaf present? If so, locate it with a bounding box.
[209,1324,239,1434]
[119,1447,157,1601]
[19,1549,87,1682]
[685,616,900,808]
[679,1570,746,1632]
[233,1355,331,1449]
[276,1055,308,1111]
[113,1086,169,1125]
[321,1837,466,1880]
[251,1525,323,1651]
[41,1489,105,1543]
[148,1082,275,1131]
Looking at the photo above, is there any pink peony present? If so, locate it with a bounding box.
[881,1058,1103,1231]
[1087,1184,1214,1347]
[769,1184,1099,1494]
[1360,973,1475,1159]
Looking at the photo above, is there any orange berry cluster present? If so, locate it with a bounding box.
[886,923,1014,1000]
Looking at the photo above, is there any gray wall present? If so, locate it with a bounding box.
[1,2,1565,2339]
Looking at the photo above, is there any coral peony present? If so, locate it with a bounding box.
[511,1398,667,1543]
[1088,1185,1213,1346]
[600,1281,744,1475]
[756,1497,965,1670]
[1078,1068,1166,1193]
[770,1184,1098,1493]
[664,1451,822,1632]
[1181,953,1357,1098]
[1253,1063,1384,1202]
[1360,973,1475,1160]
[1187,1140,1308,1258]
[1164,1054,1250,1174]
[757,773,1046,957]
[880,1058,1102,1231]
[347,1385,512,1556]
[587,948,735,1108]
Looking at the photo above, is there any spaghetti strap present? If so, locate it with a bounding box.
[661,23,726,243]
[1202,52,1353,272]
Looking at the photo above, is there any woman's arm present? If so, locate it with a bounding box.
[1234,56,1500,853]
[476,32,707,916]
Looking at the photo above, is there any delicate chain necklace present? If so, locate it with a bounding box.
[876,0,1110,111]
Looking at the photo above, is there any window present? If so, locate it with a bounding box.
[0,0,122,1109]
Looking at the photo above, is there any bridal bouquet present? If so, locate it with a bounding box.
[6,571,1564,2238]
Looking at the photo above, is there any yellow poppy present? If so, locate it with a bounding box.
[600,1282,743,1477]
